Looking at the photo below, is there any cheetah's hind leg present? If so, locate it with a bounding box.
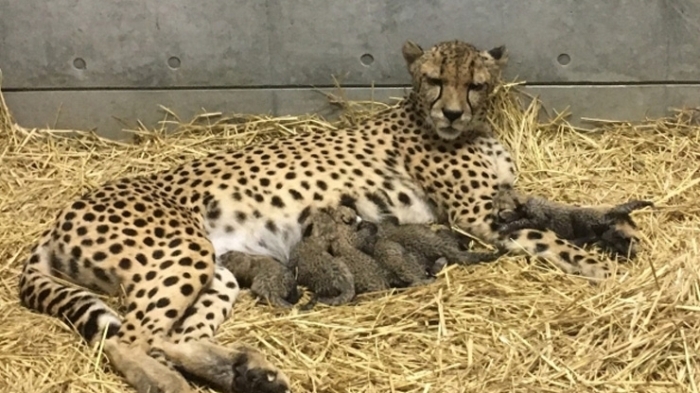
[161,265,291,393]
[19,252,193,393]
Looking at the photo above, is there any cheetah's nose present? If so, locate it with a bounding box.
[442,109,463,122]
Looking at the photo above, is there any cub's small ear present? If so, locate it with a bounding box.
[402,40,424,66]
[483,45,508,67]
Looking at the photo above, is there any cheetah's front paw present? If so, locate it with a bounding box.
[160,340,290,393]
[231,348,291,393]
[118,352,193,393]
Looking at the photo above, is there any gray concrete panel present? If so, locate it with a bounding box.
[0,0,271,89]
[268,0,700,85]
[5,85,700,140]
[2,0,700,89]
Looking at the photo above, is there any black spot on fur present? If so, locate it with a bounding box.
[289,189,303,200]
[93,267,110,282]
[366,191,391,215]
[180,284,194,296]
[109,243,123,255]
[559,251,572,264]
[297,207,311,224]
[302,223,314,238]
[119,258,132,270]
[339,194,357,210]
[271,196,285,208]
[397,192,411,206]
[134,219,147,227]
[526,231,544,240]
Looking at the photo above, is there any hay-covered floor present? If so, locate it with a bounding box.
[1,83,699,393]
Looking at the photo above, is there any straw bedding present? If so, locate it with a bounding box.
[0,81,698,393]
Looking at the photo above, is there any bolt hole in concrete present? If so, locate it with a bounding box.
[557,53,571,66]
[360,53,375,66]
[168,56,181,69]
[73,58,86,70]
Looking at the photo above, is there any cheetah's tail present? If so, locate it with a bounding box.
[18,243,122,346]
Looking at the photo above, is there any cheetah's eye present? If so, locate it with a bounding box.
[425,77,442,86]
[468,83,486,92]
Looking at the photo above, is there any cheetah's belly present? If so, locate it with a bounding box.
[208,214,303,264]
[205,186,438,264]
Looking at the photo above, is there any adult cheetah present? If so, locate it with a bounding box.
[17,39,633,393]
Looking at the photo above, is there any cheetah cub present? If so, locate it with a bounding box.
[359,217,503,283]
[326,208,425,294]
[493,187,653,259]
[289,207,358,310]
[219,251,301,309]
[291,206,433,311]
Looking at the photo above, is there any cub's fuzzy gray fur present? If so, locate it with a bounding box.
[291,206,438,310]
[219,251,301,308]
[366,216,502,274]
[493,186,653,259]
[327,213,409,294]
[289,207,358,310]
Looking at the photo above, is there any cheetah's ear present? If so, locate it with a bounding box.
[483,45,508,67]
[402,40,424,66]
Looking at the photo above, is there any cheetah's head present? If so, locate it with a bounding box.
[402,40,508,140]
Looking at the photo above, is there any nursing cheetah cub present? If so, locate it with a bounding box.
[328,210,432,294]
[493,186,653,259]
[219,252,301,308]
[364,217,503,274]
[291,206,445,310]
[288,207,358,310]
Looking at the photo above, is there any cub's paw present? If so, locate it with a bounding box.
[429,257,448,276]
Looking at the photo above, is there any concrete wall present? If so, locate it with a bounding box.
[1,0,699,139]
